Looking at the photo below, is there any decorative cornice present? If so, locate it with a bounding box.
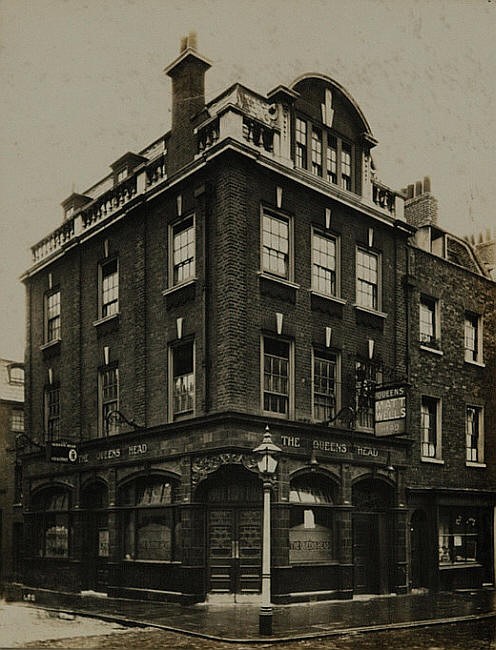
[191,452,258,487]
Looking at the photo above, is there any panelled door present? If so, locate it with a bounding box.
[83,511,109,592]
[208,508,261,596]
[353,513,380,594]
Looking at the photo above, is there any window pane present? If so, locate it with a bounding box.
[101,260,119,317]
[173,216,195,284]
[466,406,482,462]
[312,233,336,296]
[45,514,69,558]
[355,360,381,428]
[45,386,60,441]
[341,142,352,190]
[356,249,378,310]
[289,505,333,563]
[172,343,194,417]
[46,290,61,341]
[439,509,478,565]
[10,409,24,432]
[311,128,322,176]
[420,297,436,344]
[464,313,479,361]
[100,367,119,435]
[421,397,438,458]
[295,118,307,169]
[264,338,289,414]
[262,213,289,278]
[136,509,172,560]
[313,353,337,421]
[326,136,337,183]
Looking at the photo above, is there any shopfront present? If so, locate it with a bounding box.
[20,425,411,604]
[408,489,495,591]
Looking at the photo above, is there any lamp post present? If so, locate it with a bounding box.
[253,425,281,636]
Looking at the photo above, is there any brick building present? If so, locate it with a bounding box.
[19,36,495,603]
[403,181,496,591]
[0,358,24,584]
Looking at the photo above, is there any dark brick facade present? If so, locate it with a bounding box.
[18,40,495,603]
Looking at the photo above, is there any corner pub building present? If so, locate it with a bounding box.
[19,35,495,604]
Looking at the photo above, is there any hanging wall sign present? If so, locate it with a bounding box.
[374,385,407,437]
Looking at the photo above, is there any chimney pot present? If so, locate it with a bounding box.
[180,36,187,52]
[188,31,198,50]
[415,180,423,196]
[423,176,431,193]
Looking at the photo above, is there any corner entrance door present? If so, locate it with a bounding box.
[208,508,262,596]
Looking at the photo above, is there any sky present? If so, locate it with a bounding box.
[1,0,494,361]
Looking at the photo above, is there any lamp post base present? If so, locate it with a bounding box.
[259,608,273,635]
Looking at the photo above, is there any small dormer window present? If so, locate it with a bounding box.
[65,206,74,219]
[117,169,128,183]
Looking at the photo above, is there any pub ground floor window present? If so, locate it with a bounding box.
[289,474,336,564]
[31,488,71,558]
[119,476,181,562]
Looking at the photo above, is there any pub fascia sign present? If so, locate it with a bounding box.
[78,442,149,464]
[374,384,407,437]
[280,435,382,460]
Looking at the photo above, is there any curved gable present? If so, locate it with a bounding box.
[291,74,375,144]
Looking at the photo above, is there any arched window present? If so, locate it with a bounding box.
[289,475,336,564]
[31,487,71,558]
[118,476,180,562]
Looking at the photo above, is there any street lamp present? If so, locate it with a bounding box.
[253,425,281,636]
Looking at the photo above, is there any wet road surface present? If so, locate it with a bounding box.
[21,617,496,649]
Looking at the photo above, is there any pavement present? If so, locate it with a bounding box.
[6,586,496,643]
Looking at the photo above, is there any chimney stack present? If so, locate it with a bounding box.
[164,32,211,175]
[402,176,438,229]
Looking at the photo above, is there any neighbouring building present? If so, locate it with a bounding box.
[403,180,496,591]
[18,35,495,604]
[0,359,25,585]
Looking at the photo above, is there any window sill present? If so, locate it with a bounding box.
[122,559,181,565]
[466,461,486,468]
[355,426,375,434]
[352,304,387,319]
[421,456,445,464]
[263,411,290,420]
[257,272,300,290]
[40,338,61,351]
[419,344,443,356]
[440,562,481,570]
[93,313,120,328]
[172,411,195,421]
[289,556,339,568]
[162,278,197,297]
[464,358,485,368]
[310,290,346,305]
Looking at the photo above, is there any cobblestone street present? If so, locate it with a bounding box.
[20,618,496,649]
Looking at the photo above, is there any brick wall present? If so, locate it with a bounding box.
[406,245,496,490]
[24,148,412,446]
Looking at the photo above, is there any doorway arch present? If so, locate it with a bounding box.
[196,465,262,598]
